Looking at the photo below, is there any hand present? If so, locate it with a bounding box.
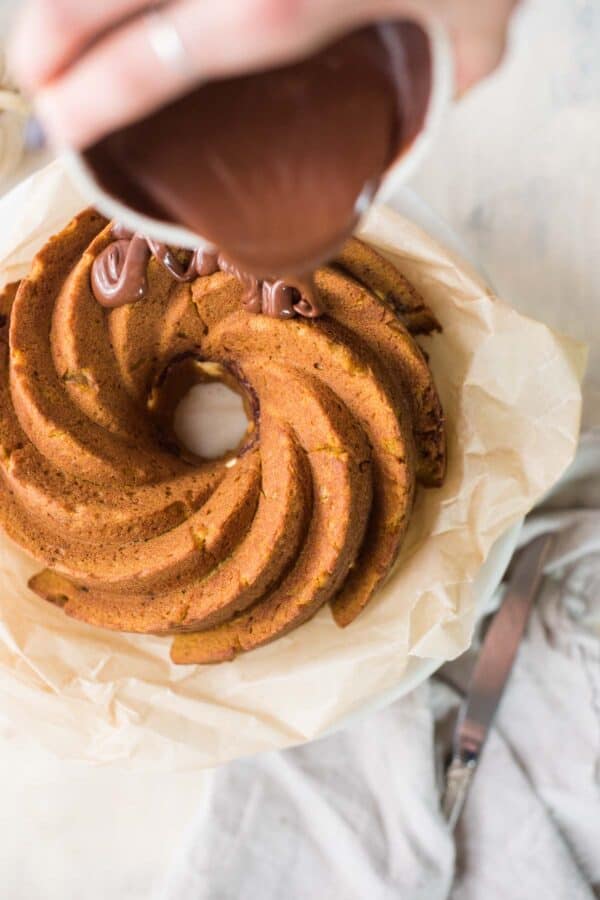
[9,0,519,149]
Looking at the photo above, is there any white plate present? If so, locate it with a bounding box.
[0,163,523,746]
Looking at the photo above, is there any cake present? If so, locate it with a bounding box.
[0,210,445,664]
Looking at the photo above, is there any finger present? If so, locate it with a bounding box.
[34,0,426,149]
[8,0,156,93]
[446,0,519,92]
[453,29,508,94]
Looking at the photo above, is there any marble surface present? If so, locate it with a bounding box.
[0,1,598,897]
[412,0,600,427]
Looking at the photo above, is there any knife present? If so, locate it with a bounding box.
[442,533,554,829]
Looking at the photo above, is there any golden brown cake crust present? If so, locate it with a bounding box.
[0,213,445,663]
[334,237,441,336]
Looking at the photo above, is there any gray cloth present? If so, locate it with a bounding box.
[161,431,600,900]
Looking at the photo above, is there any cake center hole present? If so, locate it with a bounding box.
[150,357,256,460]
[174,378,250,459]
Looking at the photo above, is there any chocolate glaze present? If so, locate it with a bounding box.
[195,249,220,277]
[85,22,431,282]
[217,255,322,318]
[216,255,261,313]
[261,281,297,319]
[91,224,323,318]
[148,241,200,282]
[91,234,150,308]
[284,277,323,319]
[91,226,202,307]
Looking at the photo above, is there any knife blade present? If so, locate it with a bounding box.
[442,533,554,829]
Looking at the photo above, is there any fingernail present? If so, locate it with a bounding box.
[33,90,69,148]
[24,115,46,151]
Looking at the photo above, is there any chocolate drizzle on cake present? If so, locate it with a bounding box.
[91,224,323,319]
[90,233,150,308]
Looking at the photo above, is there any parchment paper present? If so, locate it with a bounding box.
[0,161,586,769]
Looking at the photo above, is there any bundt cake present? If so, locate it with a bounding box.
[0,210,445,664]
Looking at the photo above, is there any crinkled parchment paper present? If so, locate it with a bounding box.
[0,161,586,769]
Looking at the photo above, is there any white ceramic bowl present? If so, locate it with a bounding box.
[61,19,454,250]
